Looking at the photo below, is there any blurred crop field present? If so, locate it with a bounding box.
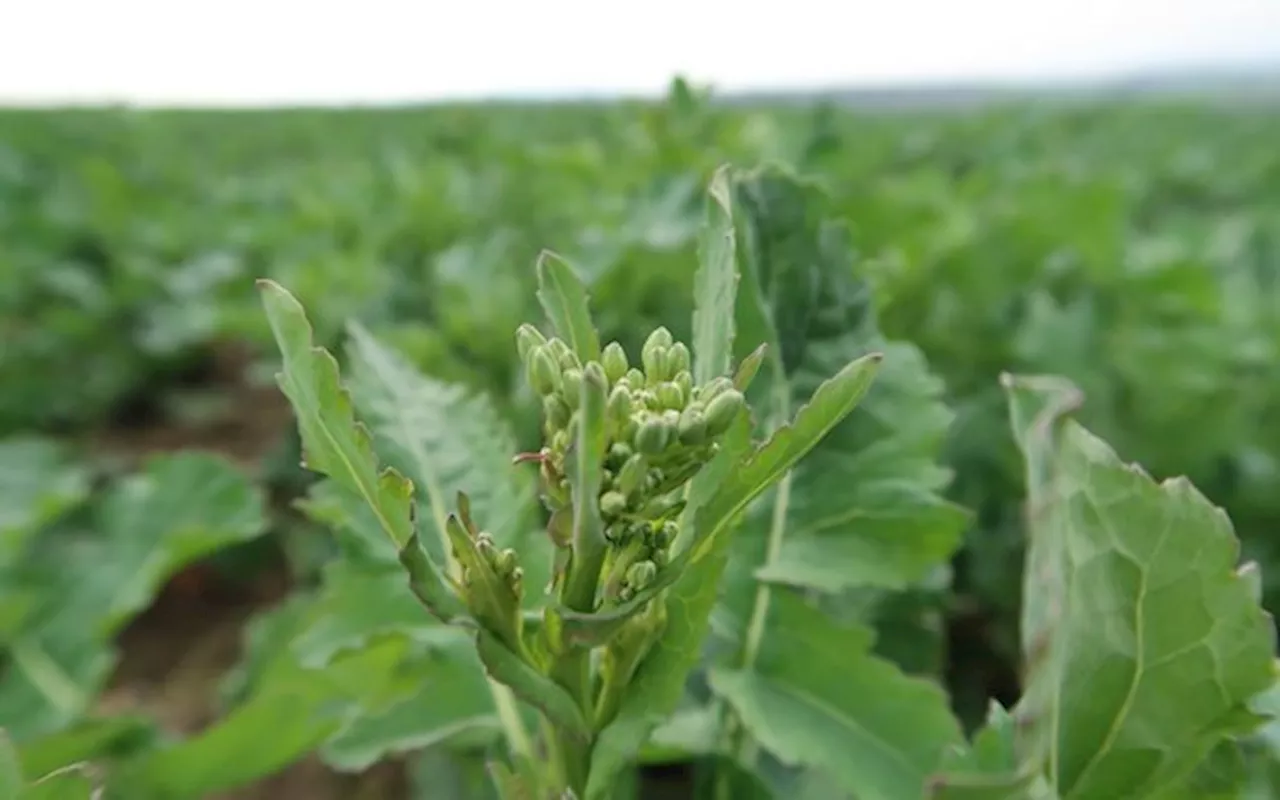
[4,80,1280,797]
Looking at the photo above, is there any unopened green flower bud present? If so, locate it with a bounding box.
[634,416,673,455]
[607,385,632,427]
[528,347,561,395]
[656,382,684,410]
[600,490,628,517]
[642,328,673,383]
[642,346,668,384]
[704,389,745,435]
[677,407,708,444]
[698,376,734,403]
[668,342,691,375]
[548,338,576,368]
[552,429,570,452]
[543,394,571,430]
[516,324,547,362]
[643,327,673,358]
[652,549,669,568]
[583,361,608,390]
[561,368,584,410]
[602,342,629,383]
[645,470,663,492]
[476,533,497,563]
[625,560,658,591]
[658,520,679,549]
[495,548,518,577]
[674,370,693,402]
[625,368,645,388]
[617,453,648,496]
[608,441,633,466]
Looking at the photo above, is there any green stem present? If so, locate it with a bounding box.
[714,378,793,798]
[490,680,535,762]
[547,525,607,795]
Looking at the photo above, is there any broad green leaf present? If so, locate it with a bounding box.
[257,279,416,549]
[344,322,543,587]
[585,352,880,796]
[687,351,883,563]
[23,764,96,800]
[0,438,88,565]
[292,489,503,772]
[17,716,156,781]
[324,672,499,771]
[475,630,591,744]
[691,164,738,385]
[536,251,601,363]
[1004,373,1278,799]
[1,731,20,800]
[560,343,878,649]
[928,702,1052,800]
[700,165,968,793]
[116,595,419,798]
[588,168,934,798]
[398,533,470,624]
[0,453,266,740]
[408,748,502,800]
[708,590,964,800]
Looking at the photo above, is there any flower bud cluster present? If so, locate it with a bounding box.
[517,324,746,549]
[456,531,525,601]
[601,518,677,603]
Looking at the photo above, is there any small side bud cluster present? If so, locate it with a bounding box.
[600,518,678,603]
[458,533,525,600]
[444,500,527,654]
[517,324,746,582]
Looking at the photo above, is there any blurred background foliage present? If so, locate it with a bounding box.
[3,79,1280,795]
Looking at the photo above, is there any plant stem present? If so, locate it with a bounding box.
[714,377,793,798]
[490,680,535,762]
[547,530,607,796]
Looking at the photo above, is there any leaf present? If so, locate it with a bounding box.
[475,630,591,744]
[1003,373,1278,799]
[688,351,883,563]
[588,167,947,798]
[322,641,499,771]
[1,731,20,800]
[561,349,877,653]
[699,165,969,793]
[291,494,503,772]
[22,764,97,800]
[708,590,964,800]
[927,702,1051,800]
[116,596,420,798]
[692,164,738,385]
[536,251,600,364]
[257,278,416,549]
[344,322,543,585]
[17,716,157,780]
[0,453,266,740]
[0,438,89,565]
[585,355,880,795]
[399,533,469,624]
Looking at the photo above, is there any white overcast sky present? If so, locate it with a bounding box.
[1,0,1278,105]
